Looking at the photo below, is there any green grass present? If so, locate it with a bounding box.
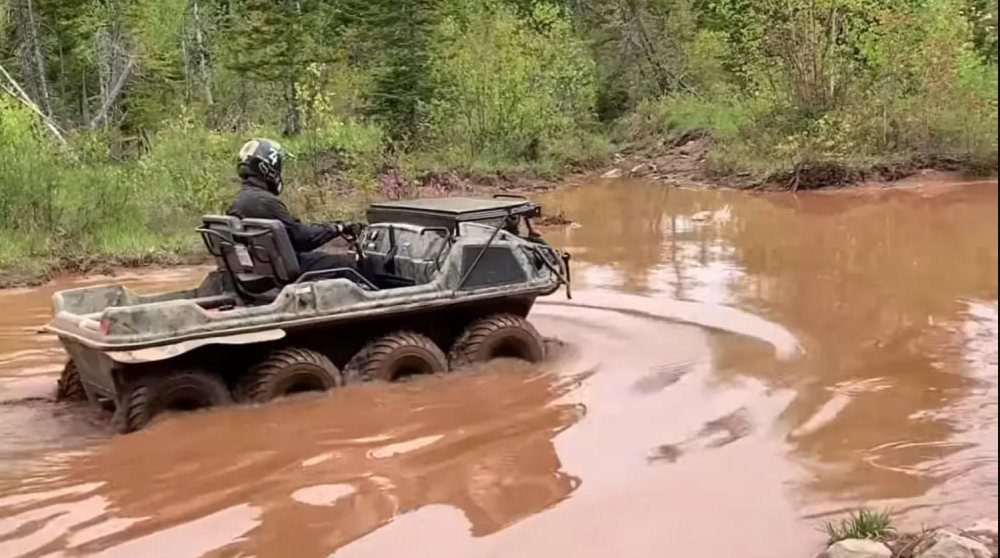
[624,91,760,145]
[824,508,896,544]
[625,60,998,188]
[400,128,614,181]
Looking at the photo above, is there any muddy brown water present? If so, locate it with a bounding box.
[0,179,996,557]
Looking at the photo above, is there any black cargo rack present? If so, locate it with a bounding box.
[366,196,541,233]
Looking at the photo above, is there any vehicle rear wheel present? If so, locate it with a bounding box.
[114,368,231,434]
[344,331,448,383]
[449,313,545,369]
[236,347,341,403]
[55,360,87,402]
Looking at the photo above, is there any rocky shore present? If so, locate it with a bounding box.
[817,520,998,558]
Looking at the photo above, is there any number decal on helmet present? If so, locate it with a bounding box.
[267,148,280,166]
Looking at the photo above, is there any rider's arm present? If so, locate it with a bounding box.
[263,196,339,252]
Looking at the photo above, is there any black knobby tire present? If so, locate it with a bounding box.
[114,369,231,434]
[236,347,341,403]
[449,313,546,369]
[344,331,448,383]
[55,361,87,402]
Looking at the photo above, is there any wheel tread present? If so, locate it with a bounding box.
[237,347,339,403]
[449,313,544,368]
[56,361,87,402]
[114,369,230,434]
[346,331,447,383]
[123,383,150,433]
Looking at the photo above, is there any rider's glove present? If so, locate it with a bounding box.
[336,221,365,237]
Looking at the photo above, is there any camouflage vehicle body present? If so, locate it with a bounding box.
[45,197,571,432]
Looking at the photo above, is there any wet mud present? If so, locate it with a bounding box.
[0,179,996,557]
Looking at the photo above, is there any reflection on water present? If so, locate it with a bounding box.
[0,179,996,557]
[0,359,586,557]
[540,180,998,524]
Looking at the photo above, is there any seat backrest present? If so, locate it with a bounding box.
[229,218,301,284]
[199,215,243,260]
[198,217,301,301]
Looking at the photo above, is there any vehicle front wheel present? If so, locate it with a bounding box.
[114,368,231,434]
[344,331,448,383]
[55,360,87,403]
[449,313,545,369]
[236,347,341,403]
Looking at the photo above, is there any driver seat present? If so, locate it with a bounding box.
[198,216,375,304]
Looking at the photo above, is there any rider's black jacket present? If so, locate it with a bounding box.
[226,176,337,253]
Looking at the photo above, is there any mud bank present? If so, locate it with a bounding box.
[0,250,212,290]
[326,132,1000,204]
[592,133,998,191]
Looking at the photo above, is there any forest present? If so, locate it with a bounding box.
[1,0,997,280]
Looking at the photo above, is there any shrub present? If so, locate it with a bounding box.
[427,1,598,165]
[626,0,998,184]
[824,508,896,543]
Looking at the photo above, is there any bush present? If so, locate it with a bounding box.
[628,0,998,184]
[824,508,896,543]
[0,98,63,234]
[0,97,385,277]
[626,90,761,144]
[427,1,598,166]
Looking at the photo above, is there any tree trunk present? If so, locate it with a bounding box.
[181,29,192,101]
[0,62,67,145]
[191,0,214,105]
[94,20,132,129]
[80,68,90,124]
[12,0,53,116]
[282,77,302,135]
[281,0,303,135]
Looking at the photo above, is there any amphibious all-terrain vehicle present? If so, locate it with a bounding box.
[45,197,570,433]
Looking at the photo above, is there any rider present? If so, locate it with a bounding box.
[226,138,364,272]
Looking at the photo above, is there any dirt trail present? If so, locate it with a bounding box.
[0,179,996,557]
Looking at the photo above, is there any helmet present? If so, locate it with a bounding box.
[237,138,286,194]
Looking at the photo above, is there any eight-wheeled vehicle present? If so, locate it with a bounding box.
[45,196,571,433]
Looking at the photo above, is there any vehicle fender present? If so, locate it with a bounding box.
[105,329,286,364]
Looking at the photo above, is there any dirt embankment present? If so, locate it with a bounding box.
[0,252,213,290]
[374,132,996,197]
[584,131,997,191]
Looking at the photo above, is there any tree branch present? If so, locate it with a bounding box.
[0,62,68,145]
[88,56,135,130]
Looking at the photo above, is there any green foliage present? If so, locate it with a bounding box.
[427,1,597,164]
[0,97,60,232]
[1,0,997,279]
[222,0,342,135]
[626,89,760,143]
[0,97,384,277]
[125,0,189,127]
[581,0,709,120]
[358,0,438,141]
[627,0,998,183]
[824,508,896,543]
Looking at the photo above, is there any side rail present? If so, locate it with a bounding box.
[524,243,572,299]
[296,268,378,291]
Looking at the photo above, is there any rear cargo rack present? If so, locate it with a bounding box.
[367,197,541,233]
